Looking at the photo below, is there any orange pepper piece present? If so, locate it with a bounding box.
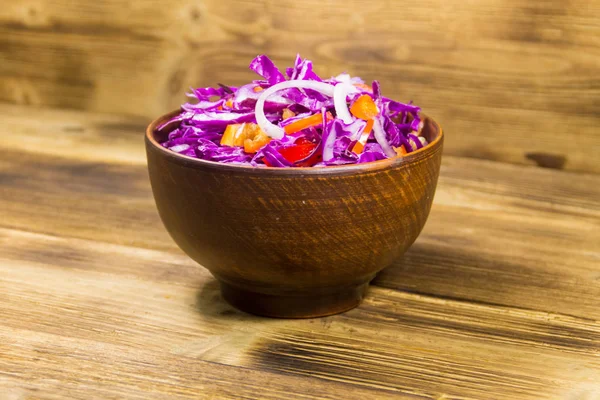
[364,119,374,133]
[284,112,333,134]
[221,123,271,152]
[351,119,374,154]
[244,128,271,153]
[349,95,379,155]
[220,123,245,147]
[353,83,373,92]
[253,86,264,93]
[394,145,407,156]
[350,95,379,121]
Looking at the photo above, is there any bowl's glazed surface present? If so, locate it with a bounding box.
[146,111,443,318]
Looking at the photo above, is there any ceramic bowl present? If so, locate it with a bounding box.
[146,110,443,318]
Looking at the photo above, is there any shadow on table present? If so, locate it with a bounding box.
[191,240,498,322]
[194,278,268,322]
[370,240,535,311]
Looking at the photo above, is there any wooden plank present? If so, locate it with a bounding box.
[0,106,599,320]
[374,156,600,318]
[1,104,599,397]
[0,104,148,164]
[0,150,172,252]
[1,228,599,399]
[1,322,408,399]
[0,0,599,172]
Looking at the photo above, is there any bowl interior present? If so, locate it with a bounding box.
[146,110,443,174]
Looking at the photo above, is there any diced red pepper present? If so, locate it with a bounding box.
[263,137,321,167]
[278,143,316,163]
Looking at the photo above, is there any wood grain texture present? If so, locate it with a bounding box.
[1,104,600,398]
[1,103,599,316]
[0,1,599,172]
[2,228,599,399]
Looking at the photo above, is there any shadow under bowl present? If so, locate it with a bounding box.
[145,110,443,318]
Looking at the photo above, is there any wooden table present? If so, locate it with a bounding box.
[1,103,599,399]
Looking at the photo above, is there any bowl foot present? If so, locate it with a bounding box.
[219,281,370,319]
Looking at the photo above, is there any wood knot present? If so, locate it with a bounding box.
[190,8,201,22]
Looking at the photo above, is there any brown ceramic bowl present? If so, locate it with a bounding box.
[146,110,443,318]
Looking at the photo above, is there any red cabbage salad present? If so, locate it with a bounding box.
[159,55,428,167]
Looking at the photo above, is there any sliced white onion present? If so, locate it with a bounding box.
[347,119,367,141]
[331,73,364,85]
[255,81,335,139]
[372,119,397,158]
[322,127,336,162]
[333,73,351,83]
[170,144,190,153]
[333,82,358,124]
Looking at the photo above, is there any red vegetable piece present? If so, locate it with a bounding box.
[263,137,321,167]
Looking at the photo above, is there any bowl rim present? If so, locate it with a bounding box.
[145,109,443,175]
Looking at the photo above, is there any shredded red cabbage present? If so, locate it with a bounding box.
[158,55,426,167]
